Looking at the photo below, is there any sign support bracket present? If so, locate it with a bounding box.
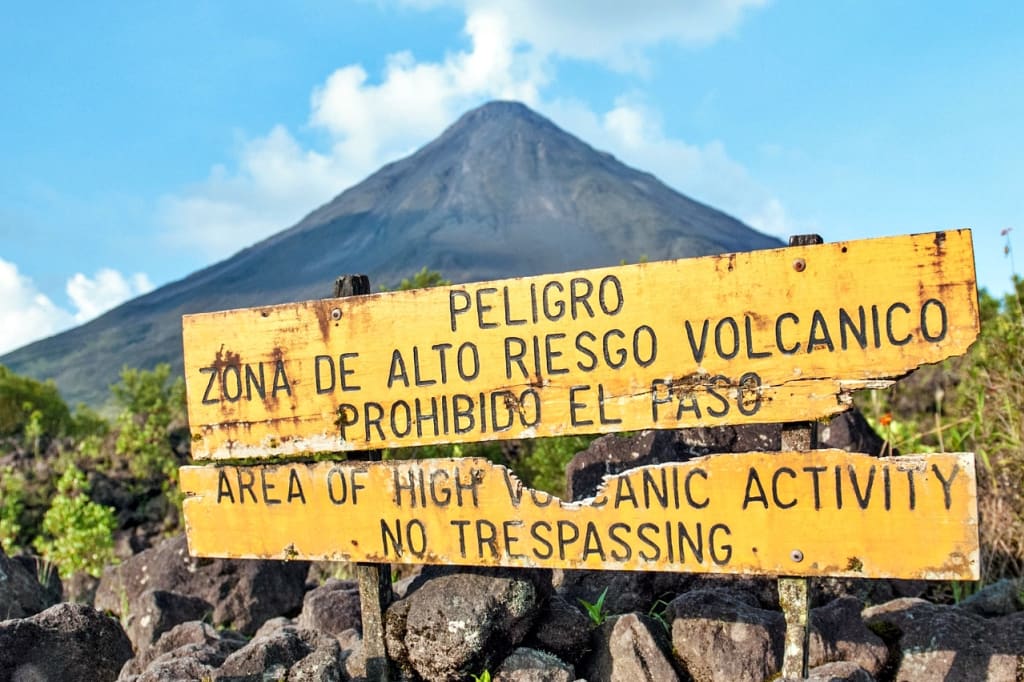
[333,274,394,682]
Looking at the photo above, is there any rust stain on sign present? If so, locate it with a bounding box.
[182,230,979,460]
[180,450,979,580]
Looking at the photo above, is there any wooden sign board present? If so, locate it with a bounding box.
[182,230,979,460]
[180,450,979,580]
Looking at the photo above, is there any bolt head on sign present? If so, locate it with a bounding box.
[181,230,979,460]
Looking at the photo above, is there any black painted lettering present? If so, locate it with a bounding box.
[775,312,801,354]
[449,290,472,332]
[222,365,242,402]
[581,522,607,561]
[557,520,580,560]
[920,298,948,342]
[886,302,912,346]
[390,400,412,438]
[245,363,266,400]
[714,317,740,360]
[476,287,498,329]
[685,468,709,509]
[736,372,762,416]
[684,320,710,363]
[452,394,475,434]
[807,310,835,352]
[597,384,621,425]
[217,469,234,503]
[415,397,440,437]
[531,521,553,559]
[504,336,528,379]
[637,523,661,561]
[503,520,525,559]
[260,468,281,505]
[633,325,657,367]
[771,467,797,509]
[569,385,593,427]
[839,306,868,350]
[457,342,480,381]
[392,468,417,507]
[575,331,598,371]
[503,286,527,326]
[545,333,568,375]
[677,522,704,563]
[429,469,451,507]
[742,468,769,509]
[327,467,348,504]
[603,329,627,369]
[599,275,624,315]
[744,315,772,359]
[849,465,876,509]
[709,523,733,566]
[315,355,335,394]
[803,466,826,510]
[271,360,291,396]
[542,281,565,321]
[236,469,257,504]
[608,523,632,561]
[705,375,731,418]
[336,404,358,441]
[200,367,219,404]
[476,519,499,558]
[932,463,960,510]
[287,469,306,504]
[381,519,403,557]
[570,277,595,319]
[614,475,638,509]
[642,469,669,509]
[451,520,470,558]
[364,402,386,441]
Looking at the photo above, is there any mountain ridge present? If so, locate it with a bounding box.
[2,100,783,406]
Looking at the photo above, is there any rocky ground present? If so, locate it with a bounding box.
[3,419,1023,681]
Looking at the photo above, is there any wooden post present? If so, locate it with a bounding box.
[778,234,822,680]
[333,274,394,681]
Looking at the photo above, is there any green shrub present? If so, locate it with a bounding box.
[0,465,27,553]
[0,365,71,441]
[32,465,117,578]
[112,364,185,486]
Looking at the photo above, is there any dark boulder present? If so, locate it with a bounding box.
[808,596,888,676]
[863,597,1024,681]
[297,578,362,636]
[667,587,785,682]
[95,533,309,636]
[582,612,682,681]
[217,625,343,682]
[386,569,547,681]
[119,620,246,679]
[493,647,576,682]
[523,594,592,664]
[0,602,132,682]
[0,548,58,618]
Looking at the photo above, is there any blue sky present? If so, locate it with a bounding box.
[1,1,1021,353]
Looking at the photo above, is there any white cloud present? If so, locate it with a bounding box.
[0,259,154,354]
[403,0,768,70]
[160,1,784,259]
[66,268,154,323]
[0,258,74,354]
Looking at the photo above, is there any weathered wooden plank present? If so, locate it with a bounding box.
[180,450,980,580]
[182,230,979,459]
